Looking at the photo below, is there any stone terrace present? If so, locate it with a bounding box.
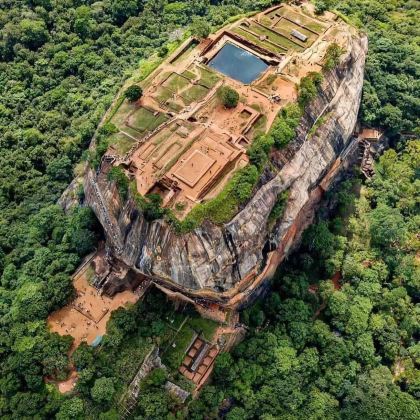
[101,3,344,219]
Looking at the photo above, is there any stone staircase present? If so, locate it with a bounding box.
[91,178,123,256]
[119,346,163,419]
[359,139,375,178]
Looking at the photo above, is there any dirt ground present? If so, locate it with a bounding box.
[48,261,139,351]
[47,255,140,393]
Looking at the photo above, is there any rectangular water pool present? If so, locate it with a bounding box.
[208,42,268,84]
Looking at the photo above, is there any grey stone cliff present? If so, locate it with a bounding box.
[84,34,368,299]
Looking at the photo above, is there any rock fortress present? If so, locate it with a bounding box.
[56,3,368,329]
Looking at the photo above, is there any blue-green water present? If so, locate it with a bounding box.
[208,42,268,84]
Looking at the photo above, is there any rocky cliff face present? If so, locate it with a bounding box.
[84,34,368,303]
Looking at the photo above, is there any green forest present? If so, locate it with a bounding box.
[0,0,418,419]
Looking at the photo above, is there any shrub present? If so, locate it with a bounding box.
[315,1,329,15]
[100,122,118,136]
[143,193,166,221]
[177,165,260,231]
[248,134,274,169]
[323,43,343,71]
[298,72,322,108]
[107,166,129,201]
[268,104,303,149]
[143,368,167,389]
[131,184,167,221]
[90,136,110,169]
[191,17,211,39]
[91,377,116,405]
[218,86,240,108]
[268,191,289,226]
[125,84,143,102]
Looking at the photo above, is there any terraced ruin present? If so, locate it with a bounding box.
[101,3,345,218]
[82,2,366,309]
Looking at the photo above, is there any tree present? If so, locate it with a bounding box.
[110,0,139,24]
[303,221,338,260]
[11,282,49,322]
[298,73,320,108]
[304,388,339,419]
[270,118,295,148]
[135,389,172,419]
[91,377,116,405]
[191,17,211,39]
[379,104,403,132]
[56,397,84,420]
[369,203,406,249]
[218,86,240,108]
[125,85,143,102]
[226,407,247,420]
[247,134,274,168]
[17,19,49,50]
[72,343,95,370]
[315,1,329,14]
[46,156,73,181]
[342,366,420,420]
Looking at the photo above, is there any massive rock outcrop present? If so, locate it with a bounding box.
[84,34,368,306]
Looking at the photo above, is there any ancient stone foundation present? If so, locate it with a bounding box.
[83,7,368,309]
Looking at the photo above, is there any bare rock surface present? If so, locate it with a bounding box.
[84,34,368,298]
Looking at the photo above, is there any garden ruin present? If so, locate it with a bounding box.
[101,3,344,219]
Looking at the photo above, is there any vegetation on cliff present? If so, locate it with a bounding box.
[0,0,418,418]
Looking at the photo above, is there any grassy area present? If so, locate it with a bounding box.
[249,23,304,51]
[130,107,168,133]
[152,125,176,146]
[130,107,157,132]
[182,85,209,104]
[198,66,220,88]
[181,69,196,80]
[121,126,142,139]
[167,101,184,112]
[165,312,187,331]
[162,325,196,370]
[222,10,259,26]
[232,26,286,53]
[155,86,175,104]
[85,265,95,285]
[261,15,276,27]
[256,73,278,93]
[110,100,136,129]
[187,317,218,341]
[281,8,326,33]
[247,114,267,139]
[275,19,317,44]
[164,73,191,93]
[171,40,198,65]
[161,315,218,370]
[134,55,166,84]
[109,132,136,154]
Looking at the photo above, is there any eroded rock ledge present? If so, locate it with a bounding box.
[84,34,368,306]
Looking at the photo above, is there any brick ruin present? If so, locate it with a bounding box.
[101,3,342,218]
